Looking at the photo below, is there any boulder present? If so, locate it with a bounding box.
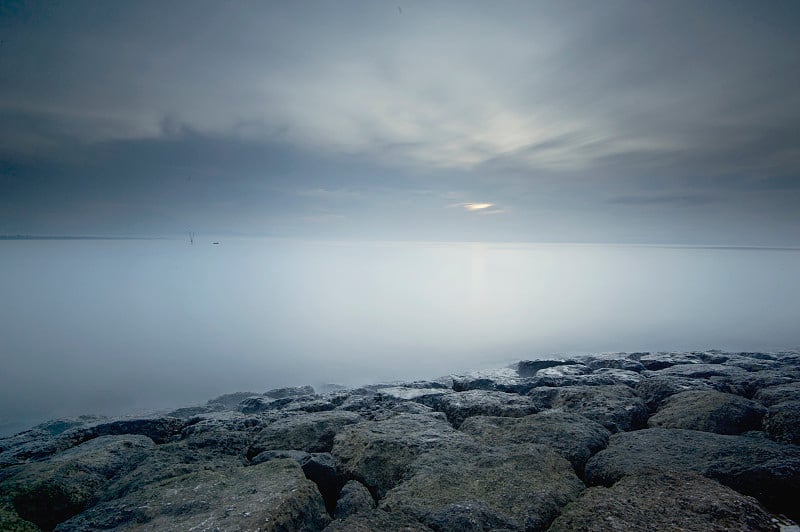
[763,400,800,444]
[584,427,800,519]
[0,435,154,530]
[451,368,534,394]
[247,410,362,457]
[56,416,187,447]
[458,412,610,475]
[549,471,778,531]
[581,355,646,373]
[379,445,584,531]
[54,459,330,531]
[419,390,538,428]
[527,385,647,433]
[639,352,703,370]
[264,385,316,399]
[251,450,343,514]
[180,411,269,456]
[646,363,748,381]
[635,375,716,412]
[515,359,575,377]
[331,413,478,498]
[754,382,800,406]
[334,480,375,519]
[647,390,767,435]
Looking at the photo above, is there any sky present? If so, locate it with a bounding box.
[1,1,799,245]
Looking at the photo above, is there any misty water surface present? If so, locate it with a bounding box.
[2,238,799,435]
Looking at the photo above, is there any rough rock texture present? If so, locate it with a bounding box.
[527,384,648,433]
[458,412,610,475]
[1,351,798,531]
[549,471,778,531]
[763,400,800,444]
[247,410,362,457]
[323,509,432,531]
[331,413,477,498]
[647,390,767,434]
[54,459,330,531]
[584,428,800,519]
[334,480,375,518]
[379,445,584,531]
[0,435,154,530]
[418,390,538,428]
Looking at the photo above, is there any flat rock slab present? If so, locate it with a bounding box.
[458,412,610,474]
[335,480,375,519]
[648,390,767,435]
[635,375,717,412]
[549,471,778,531]
[584,427,800,520]
[528,384,647,433]
[54,459,330,531]
[755,382,800,406]
[379,445,584,531]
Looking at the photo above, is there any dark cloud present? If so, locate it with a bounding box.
[0,1,798,244]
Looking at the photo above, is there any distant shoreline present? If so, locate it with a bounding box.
[0,235,167,240]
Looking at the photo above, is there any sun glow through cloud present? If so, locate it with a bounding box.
[463,203,495,211]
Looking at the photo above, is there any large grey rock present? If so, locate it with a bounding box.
[419,390,538,428]
[0,435,154,530]
[635,375,716,412]
[580,354,646,373]
[451,368,534,394]
[247,410,362,457]
[265,385,316,399]
[56,416,187,447]
[55,459,330,531]
[755,382,800,406]
[639,352,703,370]
[515,359,575,377]
[251,450,343,514]
[379,445,584,531]
[527,385,647,433]
[647,390,767,435]
[180,411,270,457]
[549,471,778,532]
[763,400,800,444]
[331,413,478,498]
[458,412,610,475]
[584,428,800,519]
[323,509,431,531]
[334,480,375,519]
[646,363,748,381]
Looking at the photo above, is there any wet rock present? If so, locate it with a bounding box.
[527,384,647,433]
[55,459,330,531]
[251,450,343,514]
[646,363,748,381]
[639,352,703,370]
[584,427,800,519]
[755,382,800,406]
[581,354,646,373]
[334,480,375,518]
[459,411,610,475]
[451,368,534,394]
[265,384,316,399]
[420,390,538,428]
[180,411,269,456]
[331,413,478,498]
[635,375,716,412]
[379,445,584,531]
[647,390,767,435]
[323,509,432,531]
[549,470,778,532]
[763,400,800,444]
[0,435,154,530]
[57,416,187,446]
[375,386,452,402]
[515,359,575,377]
[247,410,362,457]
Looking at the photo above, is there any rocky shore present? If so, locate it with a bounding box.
[2,350,799,531]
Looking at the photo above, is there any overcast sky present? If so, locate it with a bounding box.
[1,1,799,244]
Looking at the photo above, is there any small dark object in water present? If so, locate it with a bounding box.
[212,242,220,245]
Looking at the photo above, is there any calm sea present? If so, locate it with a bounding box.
[2,238,799,435]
